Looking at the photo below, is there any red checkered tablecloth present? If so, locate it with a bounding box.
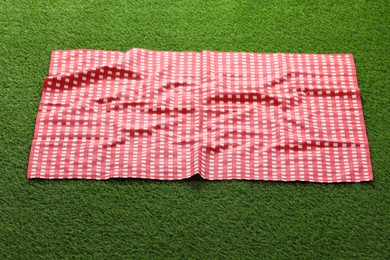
[28,49,373,182]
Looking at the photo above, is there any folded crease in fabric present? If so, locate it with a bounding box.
[27,48,373,182]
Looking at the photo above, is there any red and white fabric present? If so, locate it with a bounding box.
[27,49,373,182]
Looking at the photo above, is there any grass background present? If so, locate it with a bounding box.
[1,0,389,258]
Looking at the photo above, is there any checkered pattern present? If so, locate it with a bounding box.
[27,49,373,182]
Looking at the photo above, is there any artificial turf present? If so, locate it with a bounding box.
[1,0,389,258]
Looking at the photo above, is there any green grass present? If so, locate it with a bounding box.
[1,0,389,258]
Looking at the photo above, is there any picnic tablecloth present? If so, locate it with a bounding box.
[28,49,373,182]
